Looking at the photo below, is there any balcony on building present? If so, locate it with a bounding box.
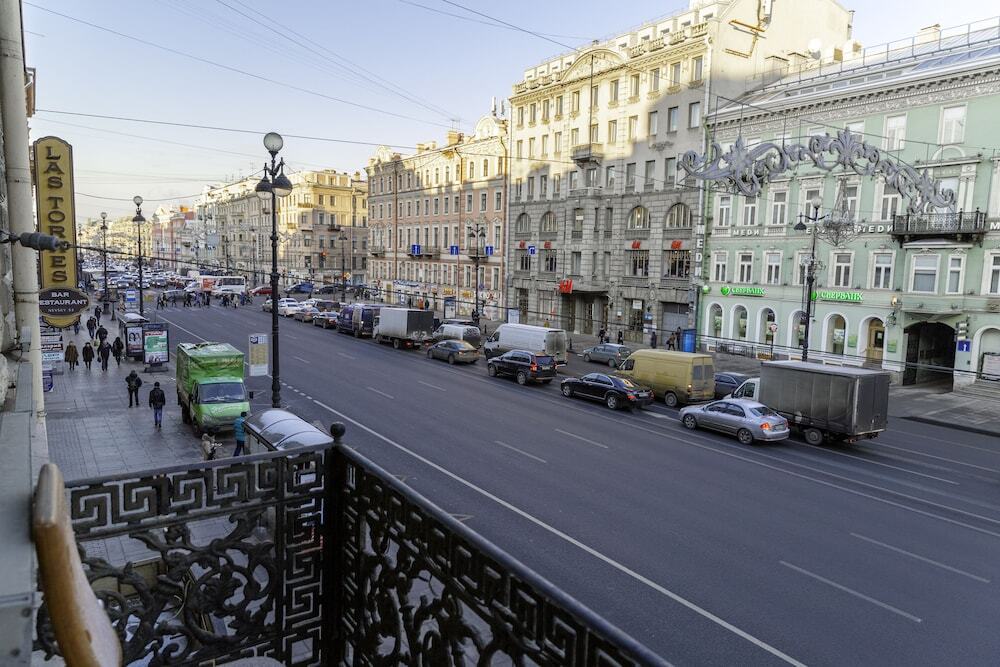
[890,209,987,245]
[368,245,385,256]
[568,186,603,198]
[571,143,603,166]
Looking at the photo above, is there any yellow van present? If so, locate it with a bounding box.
[616,350,715,407]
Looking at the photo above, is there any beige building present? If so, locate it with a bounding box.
[366,114,508,316]
[507,0,852,339]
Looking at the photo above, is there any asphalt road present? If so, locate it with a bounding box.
[152,301,1000,666]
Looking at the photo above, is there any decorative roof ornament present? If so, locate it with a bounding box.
[679,130,957,214]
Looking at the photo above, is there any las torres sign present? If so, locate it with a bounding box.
[33,137,85,327]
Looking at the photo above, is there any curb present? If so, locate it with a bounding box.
[902,416,1000,439]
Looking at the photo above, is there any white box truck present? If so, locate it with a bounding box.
[374,307,435,349]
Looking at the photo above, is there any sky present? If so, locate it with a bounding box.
[22,0,999,221]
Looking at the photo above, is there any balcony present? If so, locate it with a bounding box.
[690,21,708,37]
[33,441,663,666]
[568,186,603,198]
[890,210,987,245]
[571,230,584,240]
[660,275,692,289]
[571,143,603,165]
[369,245,385,256]
[621,276,651,288]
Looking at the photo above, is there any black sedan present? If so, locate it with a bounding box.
[714,372,751,398]
[560,373,654,410]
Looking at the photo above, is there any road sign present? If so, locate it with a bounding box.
[957,339,971,353]
[449,245,460,255]
[528,245,537,256]
[249,334,269,377]
[485,245,494,256]
[411,244,421,255]
[38,287,89,323]
[125,290,139,312]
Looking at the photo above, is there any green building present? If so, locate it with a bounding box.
[697,19,1000,388]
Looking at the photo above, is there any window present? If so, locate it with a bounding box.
[526,178,534,200]
[610,79,619,101]
[603,251,611,278]
[795,252,810,285]
[738,252,753,283]
[765,252,781,285]
[662,250,691,278]
[832,253,852,288]
[649,67,660,91]
[990,255,1000,294]
[542,99,550,121]
[570,128,579,146]
[629,73,640,98]
[644,160,656,188]
[542,249,558,272]
[568,170,579,190]
[842,184,859,216]
[911,254,938,293]
[528,137,535,158]
[571,90,580,113]
[480,192,488,211]
[516,140,523,159]
[586,167,598,187]
[406,201,412,217]
[466,193,473,211]
[688,102,701,128]
[713,251,727,281]
[424,199,429,215]
[627,206,649,229]
[541,134,548,155]
[518,250,531,271]
[941,105,966,144]
[947,256,964,294]
[444,196,449,214]
[872,252,892,289]
[607,120,617,144]
[590,84,599,109]
[629,250,650,277]
[553,131,562,155]
[553,174,561,196]
[590,123,599,143]
[669,62,681,85]
[770,192,787,226]
[717,195,732,226]
[625,163,636,190]
[691,56,703,81]
[529,103,537,124]
[666,203,690,228]
[572,208,584,233]
[741,199,757,226]
[667,106,679,132]
[515,212,530,233]
[433,198,440,215]
[571,251,582,275]
[540,211,557,233]
[517,106,525,125]
[628,115,638,140]
[886,114,906,150]
[555,95,563,116]
[664,157,676,186]
[648,111,658,137]
[468,161,475,179]
[880,184,901,220]
[846,121,865,141]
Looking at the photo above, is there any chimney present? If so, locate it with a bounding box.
[446,131,463,146]
[916,24,941,45]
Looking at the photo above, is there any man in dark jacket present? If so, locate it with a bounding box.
[86,316,97,340]
[126,370,143,407]
[81,342,95,370]
[111,336,124,366]
[148,381,166,428]
[96,324,109,346]
[94,305,102,326]
[98,340,112,371]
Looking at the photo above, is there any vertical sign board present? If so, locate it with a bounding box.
[142,323,169,365]
[126,325,144,358]
[248,334,269,377]
[33,137,79,328]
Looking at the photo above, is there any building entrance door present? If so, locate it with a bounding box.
[867,320,885,364]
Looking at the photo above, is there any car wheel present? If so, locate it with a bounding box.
[682,414,698,430]
[393,338,401,350]
[664,392,679,408]
[516,371,528,385]
[487,364,497,377]
[605,393,620,410]
[561,384,574,398]
[804,428,824,446]
[354,329,360,338]
[448,354,456,365]
[583,353,591,363]
[737,428,754,446]
[426,349,433,359]
[608,358,617,369]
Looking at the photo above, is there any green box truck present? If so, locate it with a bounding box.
[176,342,251,435]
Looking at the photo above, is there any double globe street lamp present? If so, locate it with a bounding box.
[255,132,293,408]
[100,211,109,314]
[133,196,146,316]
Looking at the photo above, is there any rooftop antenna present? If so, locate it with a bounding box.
[491,96,497,116]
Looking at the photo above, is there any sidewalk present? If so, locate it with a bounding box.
[887,383,1000,437]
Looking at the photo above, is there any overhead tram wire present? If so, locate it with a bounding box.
[23,3,454,129]
[395,0,591,41]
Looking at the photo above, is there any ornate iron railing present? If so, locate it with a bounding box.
[35,443,667,666]
[891,210,987,235]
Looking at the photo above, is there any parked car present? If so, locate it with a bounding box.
[312,311,339,328]
[714,372,751,399]
[276,299,301,317]
[315,284,341,295]
[313,299,340,312]
[250,285,272,296]
[432,323,482,348]
[262,298,273,312]
[678,398,790,445]
[336,304,357,334]
[426,340,479,365]
[483,324,568,365]
[285,282,314,295]
[581,343,633,369]
[486,350,557,385]
[560,373,653,410]
[294,306,319,323]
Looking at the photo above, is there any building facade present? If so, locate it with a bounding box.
[367,114,508,316]
[506,0,851,339]
[698,18,1000,387]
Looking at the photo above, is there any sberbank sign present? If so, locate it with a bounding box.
[720,286,765,297]
[813,290,863,303]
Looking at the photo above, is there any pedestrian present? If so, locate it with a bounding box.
[64,341,79,371]
[617,330,624,345]
[675,327,682,347]
[86,316,97,340]
[650,330,658,349]
[598,327,606,345]
[667,333,676,350]
[126,370,143,407]
[94,305,102,326]
[73,318,80,335]
[112,336,124,366]
[96,324,108,345]
[81,342,94,370]
[98,340,111,371]
[233,411,247,456]
[148,381,166,428]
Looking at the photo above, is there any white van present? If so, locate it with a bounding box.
[483,324,568,365]
[432,323,482,348]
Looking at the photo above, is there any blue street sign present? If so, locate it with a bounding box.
[957,339,971,352]
[411,244,421,255]
[449,245,460,255]
[485,245,494,256]
[527,245,537,256]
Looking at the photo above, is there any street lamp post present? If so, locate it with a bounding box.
[794,195,825,362]
[467,221,486,326]
[255,132,293,408]
[133,196,146,316]
[100,212,109,314]
[334,226,348,302]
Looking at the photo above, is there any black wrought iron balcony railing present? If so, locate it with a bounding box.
[34,442,665,666]
[891,209,987,242]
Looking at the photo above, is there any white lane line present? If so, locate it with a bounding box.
[494,440,548,463]
[366,386,394,399]
[309,398,804,666]
[293,356,309,363]
[849,533,991,583]
[418,380,446,392]
[779,561,922,623]
[877,442,1000,474]
[338,352,357,360]
[888,427,1000,456]
[797,442,959,485]
[157,315,206,341]
[554,428,609,449]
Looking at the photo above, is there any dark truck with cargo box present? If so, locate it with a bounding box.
[731,361,890,445]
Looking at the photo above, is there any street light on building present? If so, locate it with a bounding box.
[467,221,487,326]
[100,212,109,314]
[133,196,146,316]
[255,132,293,408]
[332,225,348,302]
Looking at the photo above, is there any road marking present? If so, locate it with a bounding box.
[849,533,991,583]
[418,380,446,392]
[779,560,922,623]
[554,428,609,449]
[309,398,804,666]
[646,412,672,420]
[366,386,394,399]
[494,440,547,463]
[338,352,356,360]
[876,443,1000,474]
[293,356,309,363]
[797,442,959,485]
[157,315,206,341]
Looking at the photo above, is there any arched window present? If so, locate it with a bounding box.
[666,203,691,228]
[627,206,650,230]
[515,212,530,233]
[540,211,557,233]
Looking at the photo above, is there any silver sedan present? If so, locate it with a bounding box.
[581,343,633,368]
[678,398,789,445]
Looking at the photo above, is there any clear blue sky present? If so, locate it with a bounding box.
[23,0,996,221]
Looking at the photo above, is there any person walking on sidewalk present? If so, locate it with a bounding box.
[650,330,658,349]
[617,330,624,345]
[94,305,102,326]
[96,324,109,346]
[126,370,143,407]
[98,340,111,371]
[148,381,166,428]
[111,336,124,366]
[598,327,606,345]
[73,318,80,335]
[86,316,97,341]
[81,342,94,370]
[64,341,79,371]
[233,411,247,456]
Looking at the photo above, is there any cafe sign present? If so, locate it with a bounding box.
[813,290,863,303]
[720,286,765,297]
[33,136,81,327]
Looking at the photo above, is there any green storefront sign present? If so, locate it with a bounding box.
[721,286,765,297]
[813,290,863,303]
